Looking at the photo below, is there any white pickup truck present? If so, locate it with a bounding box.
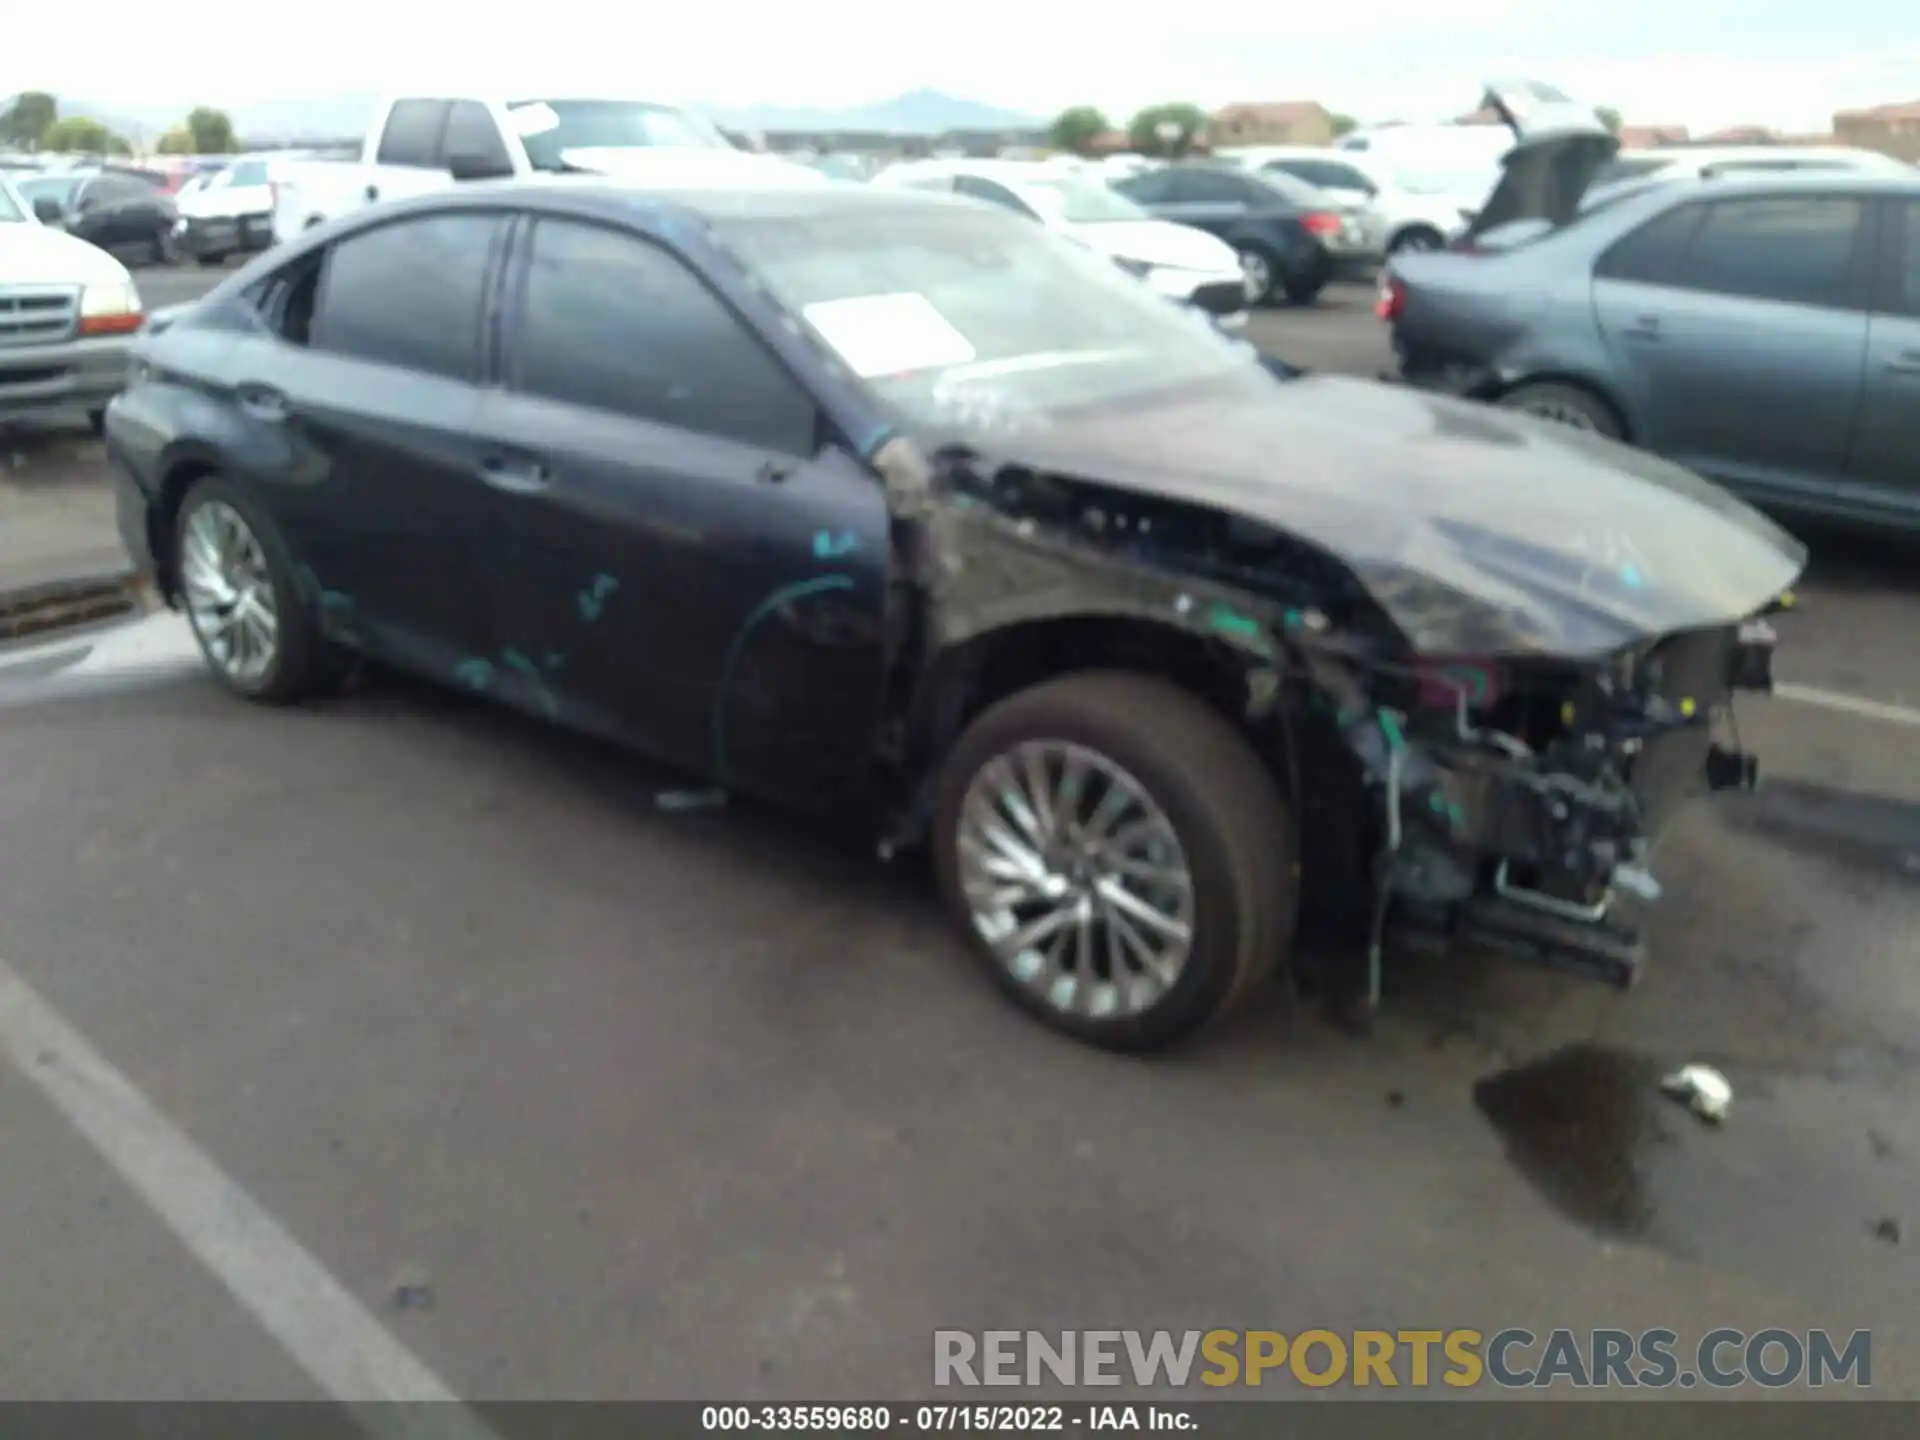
[270,93,819,244]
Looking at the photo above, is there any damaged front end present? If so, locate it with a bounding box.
[1297,602,1790,1002]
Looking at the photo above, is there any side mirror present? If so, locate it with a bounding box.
[32,197,65,224]
[447,150,513,182]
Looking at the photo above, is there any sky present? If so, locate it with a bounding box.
[7,0,1919,134]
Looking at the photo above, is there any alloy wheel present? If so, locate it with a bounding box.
[956,740,1195,1021]
[1237,248,1272,304]
[1392,230,1441,254]
[180,500,280,684]
[1520,400,1600,431]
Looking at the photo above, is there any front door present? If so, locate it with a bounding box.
[1847,199,1920,514]
[1597,193,1871,504]
[478,215,891,809]
[219,209,514,678]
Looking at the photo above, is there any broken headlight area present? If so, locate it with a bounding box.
[1307,619,1772,999]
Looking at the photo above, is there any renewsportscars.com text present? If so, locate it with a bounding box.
[932,1328,1872,1389]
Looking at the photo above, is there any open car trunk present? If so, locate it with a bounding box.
[1458,79,1621,246]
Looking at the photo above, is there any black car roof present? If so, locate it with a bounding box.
[350,176,974,229]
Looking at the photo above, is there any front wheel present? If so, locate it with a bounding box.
[175,475,332,703]
[933,672,1298,1052]
[1235,244,1277,306]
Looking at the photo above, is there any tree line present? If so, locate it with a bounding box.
[0,91,240,156]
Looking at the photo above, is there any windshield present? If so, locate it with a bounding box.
[506,99,735,171]
[1018,175,1150,225]
[716,203,1261,433]
[15,175,81,210]
[0,177,24,223]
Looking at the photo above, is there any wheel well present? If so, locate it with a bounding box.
[912,616,1291,799]
[1494,373,1632,442]
[1388,222,1444,249]
[150,459,220,598]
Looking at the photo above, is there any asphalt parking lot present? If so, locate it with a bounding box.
[0,267,1916,1405]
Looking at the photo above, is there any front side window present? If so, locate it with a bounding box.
[1112,170,1175,205]
[1672,196,1865,308]
[954,177,1037,219]
[1018,175,1149,224]
[375,100,450,167]
[313,213,502,378]
[716,202,1264,432]
[510,219,816,455]
[1169,169,1253,205]
[506,99,734,173]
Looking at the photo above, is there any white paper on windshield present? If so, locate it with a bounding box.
[800,293,976,378]
[506,103,561,137]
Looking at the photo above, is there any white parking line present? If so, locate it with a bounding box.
[1774,682,1920,730]
[0,955,499,1438]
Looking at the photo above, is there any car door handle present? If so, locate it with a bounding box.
[1623,315,1662,340]
[756,459,794,485]
[235,385,289,422]
[1886,349,1920,375]
[365,184,380,203]
[477,453,552,493]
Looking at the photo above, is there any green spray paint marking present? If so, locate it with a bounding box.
[711,574,856,784]
[454,658,495,691]
[577,573,620,623]
[502,647,560,720]
[1376,709,1407,752]
[813,530,860,560]
[1207,605,1261,640]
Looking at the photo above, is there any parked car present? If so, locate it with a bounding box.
[1336,120,1515,205]
[14,167,179,267]
[1223,145,1479,256]
[174,154,285,265]
[1382,98,1920,532]
[105,179,1798,1050]
[872,158,1247,323]
[269,92,817,242]
[0,172,145,431]
[1587,143,1911,208]
[1110,162,1371,305]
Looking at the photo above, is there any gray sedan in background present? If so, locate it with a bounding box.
[1385,165,1920,534]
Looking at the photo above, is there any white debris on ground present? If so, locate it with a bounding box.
[1660,1063,1733,1124]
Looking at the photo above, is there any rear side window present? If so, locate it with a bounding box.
[443,101,512,171]
[509,219,816,455]
[313,213,502,378]
[1672,197,1866,309]
[1894,202,1920,318]
[375,100,450,167]
[1113,170,1174,204]
[1594,202,1705,284]
[1168,169,1252,204]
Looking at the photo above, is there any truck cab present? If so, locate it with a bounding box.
[271,94,815,243]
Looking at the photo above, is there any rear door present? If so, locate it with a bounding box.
[1846,198,1920,511]
[1151,168,1257,238]
[477,216,891,805]
[1593,192,1872,503]
[221,209,514,676]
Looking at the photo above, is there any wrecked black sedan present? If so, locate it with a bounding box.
[103,177,1805,1051]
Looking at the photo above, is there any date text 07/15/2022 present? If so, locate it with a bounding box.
[699,1403,1193,1432]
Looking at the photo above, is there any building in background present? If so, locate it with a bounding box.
[1618,124,1691,147]
[1205,101,1334,147]
[1834,100,1920,161]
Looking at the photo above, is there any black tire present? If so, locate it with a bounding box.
[1283,275,1327,305]
[1388,225,1445,256]
[1235,242,1279,306]
[86,409,106,437]
[1496,381,1625,440]
[174,474,331,704]
[933,671,1298,1053]
[196,251,227,268]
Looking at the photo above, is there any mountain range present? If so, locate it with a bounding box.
[59,88,1045,143]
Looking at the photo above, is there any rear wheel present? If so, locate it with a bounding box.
[196,251,227,268]
[1236,244,1277,306]
[933,672,1298,1052]
[1283,274,1327,305]
[1497,381,1625,439]
[175,475,331,703]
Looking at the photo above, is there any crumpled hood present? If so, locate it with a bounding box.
[1072,219,1240,275]
[958,371,1806,658]
[0,222,131,286]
